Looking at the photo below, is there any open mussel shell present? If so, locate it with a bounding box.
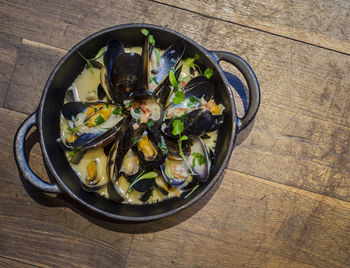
[187,137,211,181]
[135,130,167,167]
[152,41,186,92]
[160,159,190,187]
[110,52,143,103]
[183,76,214,102]
[103,40,125,80]
[164,136,190,160]
[155,67,182,107]
[133,35,153,99]
[162,108,222,139]
[61,101,126,150]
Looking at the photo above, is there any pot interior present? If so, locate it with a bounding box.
[39,24,235,220]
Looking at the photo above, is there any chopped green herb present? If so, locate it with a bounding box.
[184,184,200,199]
[149,35,155,46]
[157,140,168,155]
[147,120,155,128]
[89,46,106,61]
[112,107,122,115]
[95,114,105,125]
[105,103,110,109]
[131,137,138,143]
[154,47,161,63]
[134,108,140,114]
[172,119,184,136]
[179,135,188,141]
[194,53,200,60]
[169,69,178,89]
[187,96,200,108]
[181,56,204,76]
[204,68,213,79]
[127,171,157,192]
[172,90,185,104]
[68,149,79,159]
[124,100,132,108]
[151,77,159,85]
[182,74,191,82]
[191,152,206,167]
[141,28,149,36]
[77,51,94,73]
[183,57,195,68]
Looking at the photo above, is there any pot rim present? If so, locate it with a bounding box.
[37,23,237,221]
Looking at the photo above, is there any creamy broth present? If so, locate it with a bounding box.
[60,43,223,205]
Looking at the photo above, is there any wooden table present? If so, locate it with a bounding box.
[1,0,350,267]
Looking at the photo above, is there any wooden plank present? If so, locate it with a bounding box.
[229,105,350,201]
[0,0,71,50]
[0,257,39,268]
[127,170,350,268]
[0,32,21,106]
[0,179,134,268]
[156,0,350,54]
[4,39,66,114]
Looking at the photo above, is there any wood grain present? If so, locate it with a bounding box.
[0,32,21,106]
[0,180,134,268]
[156,0,350,54]
[2,0,350,267]
[4,39,66,114]
[0,257,39,268]
[230,105,350,201]
[128,170,350,268]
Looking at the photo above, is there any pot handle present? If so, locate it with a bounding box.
[211,51,260,133]
[14,112,62,194]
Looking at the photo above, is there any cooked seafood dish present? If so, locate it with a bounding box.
[59,29,225,204]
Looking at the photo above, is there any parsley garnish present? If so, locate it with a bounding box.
[149,35,155,46]
[154,47,161,63]
[141,29,149,36]
[95,115,105,125]
[171,117,194,174]
[182,55,205,76]
[77,51,94,73]
[131,137,138,144]
[187,96,200,108]
[140,29,155,46]
[68,149,79,159]
[151,77,159,85]
[169,69,178,89]
[173,91,185,104]
[172,119,184,136]
[191,152,206,168]
[157,140,168,155]
[184,184,200,199]
[127,171,158,192]
[204,68,213,79]
[112,107,122,115]
[147,120,155,128]
[134,108,140,114]
[89,46,106,61]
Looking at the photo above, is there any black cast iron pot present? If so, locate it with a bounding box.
[14,23,260,221]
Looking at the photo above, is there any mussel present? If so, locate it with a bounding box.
[60,101,125,151]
